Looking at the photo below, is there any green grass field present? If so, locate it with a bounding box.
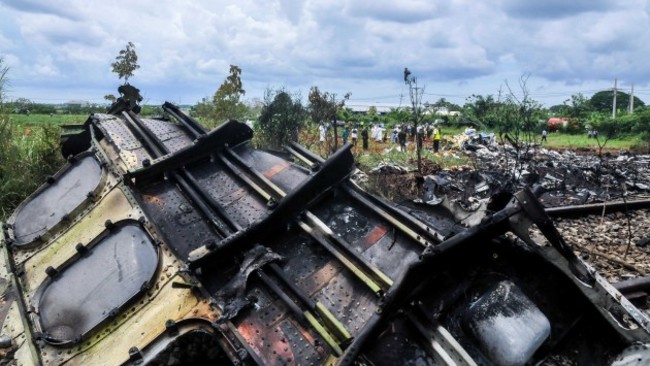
[542,132,644,150]
[10,113,88,128]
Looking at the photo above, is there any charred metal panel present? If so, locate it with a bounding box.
[138,180,217,259]
[270,229,377,336]
[364,318,436,366]
[34,222,159,344]
[10,154,103,245]
[95,114,151,170]
[235,284,331,365]
[127,120,254,186]
[140,118,193,154]
[233,145,311,194]
[311,192,421,280]
[187,162,269,228]
[312,265,378,336]
[272,230,343,295]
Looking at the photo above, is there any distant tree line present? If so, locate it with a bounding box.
[5,100,107,115]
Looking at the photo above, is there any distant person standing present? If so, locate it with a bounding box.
[433,125,442,153]
[319,124,326,143]
[541,129,548,143]
[351,127,358,146]
[416,126,424,151]
[342,127,349,145]
[398,128,407,152]
[361,127,369,150]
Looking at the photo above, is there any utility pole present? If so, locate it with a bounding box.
[629,83,635,113]
[403,67,425,174]
[612,78,617,119]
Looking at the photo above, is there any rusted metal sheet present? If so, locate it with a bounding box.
[2,102,650,366]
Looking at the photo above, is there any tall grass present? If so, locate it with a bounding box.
[0,115,64,220]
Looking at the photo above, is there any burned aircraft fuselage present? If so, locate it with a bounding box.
[1,104,650,365]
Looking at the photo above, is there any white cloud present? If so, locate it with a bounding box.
[1,0,650,106]
[32,55,59,76]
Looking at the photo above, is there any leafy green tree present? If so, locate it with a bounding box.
[191,96,215,119]
[255,88,306,149]
[590,90,645,114]
[212,64,247,123]
[495,75,545,185]
[567,93,592,119]
[619,106,650,151]
[431,97,462,112]
[585,113,619,158]
[556,93,595,133]
[308,87,350,153]
[548,104,570,116]
[385,107,410,126]
[336,107,353,123]
[29,103,56,114]
[11,98,33,114]
[104,94,117,103]
[111,42,140,83]
[463,94,500,127]
[631,107,650,151]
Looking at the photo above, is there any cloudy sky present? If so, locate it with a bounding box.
[1,0,649,108]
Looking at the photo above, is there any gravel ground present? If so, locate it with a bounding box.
[554,209,650,283]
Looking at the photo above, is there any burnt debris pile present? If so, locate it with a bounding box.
[393,144,650,212]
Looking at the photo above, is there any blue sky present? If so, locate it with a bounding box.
[1,0,649,108]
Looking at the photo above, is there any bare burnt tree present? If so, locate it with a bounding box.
[404,67,425,174]
[503,74,543,186]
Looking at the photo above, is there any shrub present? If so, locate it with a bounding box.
[0,119,63,220]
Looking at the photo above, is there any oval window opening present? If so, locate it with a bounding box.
[36,223,158,344]
[13,155,103,245]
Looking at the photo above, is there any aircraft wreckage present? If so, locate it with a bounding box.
[2,99,650,365]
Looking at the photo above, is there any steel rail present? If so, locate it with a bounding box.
[545,199,650,217]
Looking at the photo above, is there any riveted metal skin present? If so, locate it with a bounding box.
[2,104,650,366]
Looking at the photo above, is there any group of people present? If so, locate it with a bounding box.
[324,122,443,153]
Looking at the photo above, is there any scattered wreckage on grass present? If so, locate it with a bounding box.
[2,101,650,365]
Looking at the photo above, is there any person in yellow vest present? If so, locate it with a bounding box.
[433,125,441,153]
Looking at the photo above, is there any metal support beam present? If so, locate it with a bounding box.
[188,145,356,265]
[126,120,252,186]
